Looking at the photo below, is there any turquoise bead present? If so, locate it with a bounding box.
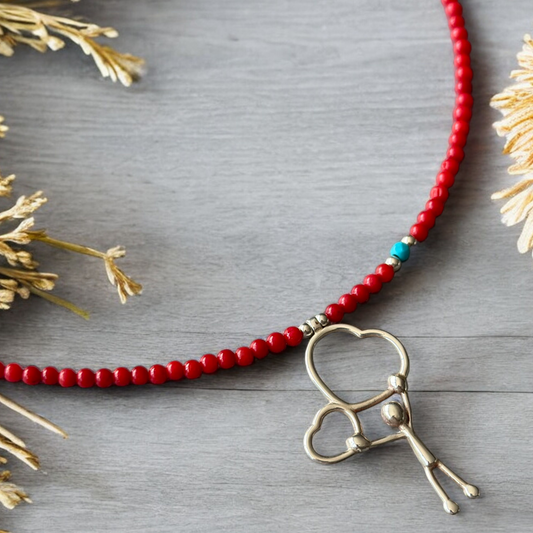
[390,242,410,262]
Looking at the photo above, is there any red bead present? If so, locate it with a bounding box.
[132,365,149,385]
[266,333,287,354]
[456,66,473,84]
[446,2,462,17]
[4,363,22,383]
[447,146,465,162]
[284,326,303,347]
[58,368,76,388]
[375,263,395,283]
[426,198,445,217]
[453,120,470,137]
[456,93,474,108]
[351,284,370,303]
[0,362,4,380]
[113,367,131,387]
[184,360,202,380]
[451,27,468,42]
[431,185,450,202]
[217,349,236,368]
[200,354,218,374]
[363,274,383,294]
[22,365,41,386]
[454,39,471,56]
[95,368,113,388]
[42,366,59,385]
[149,364,168,385]
[77,368,95,388]
[235,347,254,366]
[4,364,21,383]
[455,80,472,95]
[167,361,184,381]
[441,158,460,175]
[436,171,455,188]
[325,303,344,323]
[448,15,465,29]
[250,339,269,359]
[417,210,436,229]
[410,223,429,242]
[449,132,467,149]
[338,293,357,313]
[454,53,471,68]
[454,105,472,122]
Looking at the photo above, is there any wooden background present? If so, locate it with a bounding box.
[0,0,531,531]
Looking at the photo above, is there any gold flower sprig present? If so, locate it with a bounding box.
[0,392,67,516]
[0,1,144,86]
[491,33,533,256]
[0,117,142,317]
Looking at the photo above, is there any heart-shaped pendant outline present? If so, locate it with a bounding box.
[306,323,409,408]
[304,323,410,464]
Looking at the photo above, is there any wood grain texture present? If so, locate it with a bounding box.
[0,0,531,531]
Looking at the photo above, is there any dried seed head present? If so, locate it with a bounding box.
[104,247,143,303]
[0,192,47,222]
[0,471,31,510]
[0,175,15,197]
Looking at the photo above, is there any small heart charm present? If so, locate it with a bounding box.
[304,402,371,464]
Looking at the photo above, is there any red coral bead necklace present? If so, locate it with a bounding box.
[2,0,473,390]
[2,0,482,515]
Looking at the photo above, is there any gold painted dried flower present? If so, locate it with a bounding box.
[0,117,142,316]
[0,1,144,86]
[0,3,145,527]
[0,392,67,518]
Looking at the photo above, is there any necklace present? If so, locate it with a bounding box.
[1,0,478,515]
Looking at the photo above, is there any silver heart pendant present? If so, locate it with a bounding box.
[303,323,479,515]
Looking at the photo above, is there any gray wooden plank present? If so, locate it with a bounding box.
[0,389,530,533]
[0,0,531,531]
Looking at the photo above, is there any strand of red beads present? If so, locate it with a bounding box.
[1,0,472,388]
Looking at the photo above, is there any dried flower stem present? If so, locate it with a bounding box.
[0,394,67,439]
[29,232,113,259]
[0,425,25,449]
[0,437,39,471]
[24,283,90,319]
[28,232,143,304]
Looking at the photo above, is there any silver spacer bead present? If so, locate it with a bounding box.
[316,314,329,327]
[299,314,331,338]
[386,256,402,272]
[401,235,417,247]
[299,323,313,338]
